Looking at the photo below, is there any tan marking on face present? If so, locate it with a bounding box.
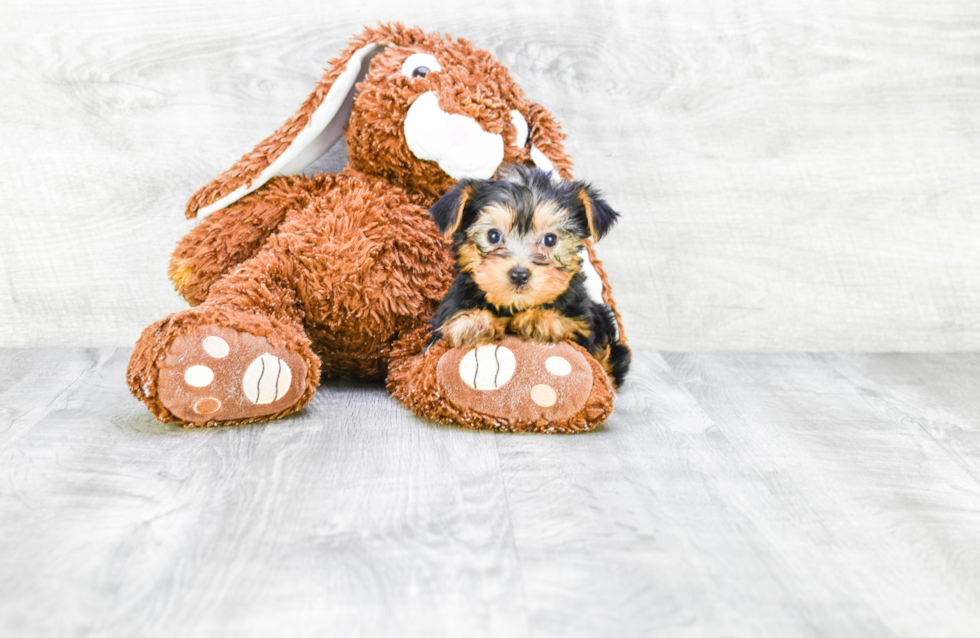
[472,255,521,306]
[466,204,514,245]
[457,243,482,274]
[530,201,584,275]
[532,200,566,236]
[511,265,574,308]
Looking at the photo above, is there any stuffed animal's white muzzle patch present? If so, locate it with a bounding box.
[404,92,505,180]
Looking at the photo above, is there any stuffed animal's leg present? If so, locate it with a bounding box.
[128,250,320,426]
[169,176,311,305]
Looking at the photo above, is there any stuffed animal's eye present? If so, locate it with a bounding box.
[487,229,502,244]
[542,233,557,247]
[401,53,442,78]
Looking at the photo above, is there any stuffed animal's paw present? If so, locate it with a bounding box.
[151,324,309,425]
[436,336,594,422]
[388,331,615,433]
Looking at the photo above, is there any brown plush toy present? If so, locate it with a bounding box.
[127,23,626,433]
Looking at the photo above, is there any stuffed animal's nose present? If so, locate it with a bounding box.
[509,267,530,286]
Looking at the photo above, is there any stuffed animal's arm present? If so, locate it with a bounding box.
[169,177,301,305]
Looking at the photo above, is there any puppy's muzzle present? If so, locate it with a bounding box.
[509,267,530,286]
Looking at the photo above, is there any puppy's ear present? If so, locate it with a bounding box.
[575,184,619,242]
[429,180,476,238]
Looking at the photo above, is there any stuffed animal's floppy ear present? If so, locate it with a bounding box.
[429,180,476,237]
[185,31,392,219]
[575,183,619,242]
[515,101,574,181]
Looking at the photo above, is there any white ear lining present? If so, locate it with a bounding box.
[277,42,384,175]
[578,247,605,303]
[509,110,528,147]
[530,143,561,181]
[198,42,384,217]
[514,110,563,180]
[578,247,616,339]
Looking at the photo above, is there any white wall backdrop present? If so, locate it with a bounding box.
[2,0,979,350]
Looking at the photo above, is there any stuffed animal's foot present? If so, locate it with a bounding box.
[155,325,309,424]
[128,311,318,426]
[388,331,615,433]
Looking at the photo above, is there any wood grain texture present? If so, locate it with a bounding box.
[2,0,980,349]
[2,347,980,636]
[0,349,526,637]
[0,348,111,454]
[819,352,980,487]
[661,351,980,637]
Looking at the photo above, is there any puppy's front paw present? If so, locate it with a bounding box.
[442,310,506,348]
[510,309,589,344]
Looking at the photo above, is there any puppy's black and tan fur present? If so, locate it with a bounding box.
[428,165,630,388]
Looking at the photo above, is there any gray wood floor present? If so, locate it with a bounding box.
[2,349,979,637]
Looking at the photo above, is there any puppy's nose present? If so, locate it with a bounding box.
[509,267,530,286]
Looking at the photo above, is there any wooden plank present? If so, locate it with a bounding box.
[497,351,980,637]
[0,348,111,454]
[5,347,980,636]
[0,349,527,637]
[820,352,980,484]
[2,1,980,350]
[497,350,889,637]
[663,352,980,637]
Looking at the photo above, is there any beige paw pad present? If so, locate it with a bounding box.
[530,384,558,407]
[193,397,222,415]
[545,356,572,376]
[184,365,214,387]
[242,353,293,405]
[202,335,229,358]
[459,345,516,390]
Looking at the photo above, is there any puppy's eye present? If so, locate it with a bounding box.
[542,233,558,247]
[401,53,442,79]
[487,229,502,244]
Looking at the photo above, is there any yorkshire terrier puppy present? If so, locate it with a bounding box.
[428,165,630,388]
